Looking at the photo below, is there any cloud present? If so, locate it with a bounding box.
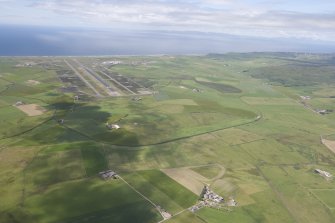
[1,0,334,42]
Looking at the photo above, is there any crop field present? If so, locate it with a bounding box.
[1,53,335,223]
[162,167,209,195]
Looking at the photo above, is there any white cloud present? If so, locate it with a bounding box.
[1,0,334,42]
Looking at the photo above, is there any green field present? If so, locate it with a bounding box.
[191,165,222,179]
[22,178,161,223]
[123,170,198,214]
[1,53,335,223]
[311,189,335,209]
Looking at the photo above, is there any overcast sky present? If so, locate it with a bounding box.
[0,0,335,55]
[1,0,334,41]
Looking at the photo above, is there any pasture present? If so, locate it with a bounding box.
[1,54,335,223]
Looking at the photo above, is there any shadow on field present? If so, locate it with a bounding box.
[21,179,161,223]
[23,101,140,146]
[21,101,143,187]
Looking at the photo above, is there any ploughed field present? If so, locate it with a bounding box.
[1,53,335,223]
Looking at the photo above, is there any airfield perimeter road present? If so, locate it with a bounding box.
[64,59,102,97]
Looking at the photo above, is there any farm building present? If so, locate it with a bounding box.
[106,123,120,130]
[316,109,333,115]
[315,169,333,180]
[99,170,118,180]
[201,185,224,203]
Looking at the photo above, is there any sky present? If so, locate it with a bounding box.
[0,0,335,55]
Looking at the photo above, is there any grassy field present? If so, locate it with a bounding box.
[21,178,161,223]
[1,54,335,223]
[123,170,198,214]
[191,164,222,179]
[165,211,205,223]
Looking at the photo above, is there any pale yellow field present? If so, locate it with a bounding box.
[25,79,40,85]
[156,99,198,106]
[15,104,45,116]
[210,128,263,145]
[162,167,208,195]
[162,164,225,195]
[322,139,335,154]
[241,97,297,105]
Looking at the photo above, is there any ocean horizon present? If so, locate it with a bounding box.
[1,24,335,56]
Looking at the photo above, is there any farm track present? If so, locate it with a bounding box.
[100,114,263,148]
[0,116,55,141]
[57,114,263,149]
[240,144,306,223]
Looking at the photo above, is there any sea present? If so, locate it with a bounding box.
[0,24,334,56]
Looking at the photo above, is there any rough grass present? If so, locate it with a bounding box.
[80,147,108,176]
[310,189,335,209]
[24,149,86,190]
[195,80,242,93]
[241,97,297,105]
[197,207,258,223]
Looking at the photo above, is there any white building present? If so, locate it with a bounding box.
[315,169,333,180]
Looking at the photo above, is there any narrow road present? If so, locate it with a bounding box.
[118,176,157,208]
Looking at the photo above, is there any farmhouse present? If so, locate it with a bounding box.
[201,185,224,203]
[106,122,120,130]
[99,170,118,180]
[189,185,235,212]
